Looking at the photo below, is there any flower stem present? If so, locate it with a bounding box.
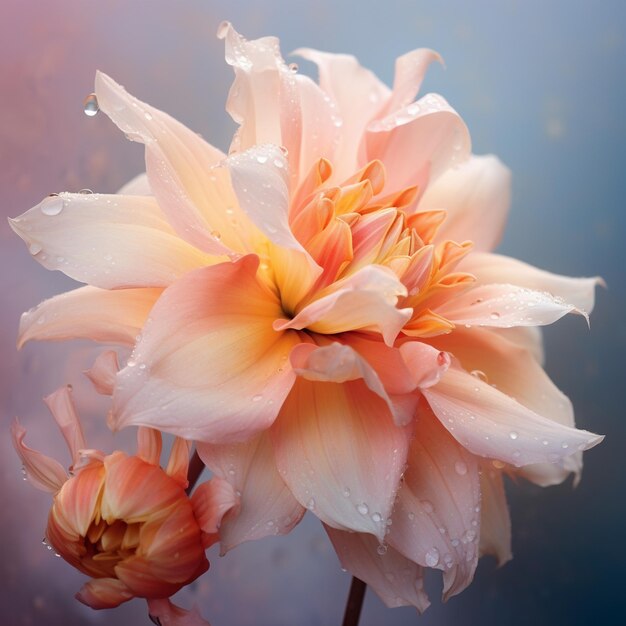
[342,577,367,626]
[185,449,205,495]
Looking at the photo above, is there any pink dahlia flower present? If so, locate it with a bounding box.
[12,384,223,624]
[11,23,603,610]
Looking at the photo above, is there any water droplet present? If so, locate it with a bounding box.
[489,312,501,320]
[138,363,147,370]
[542,439,549,446]
[356,503,369,515]
[28,242,43,255]
[288,62,299,73]
[561,441,569,449]
[425,547,440,567]
[144,111,153,121]
[256,154,268,164]
[78,188,93,195]
[333,117,343,128]
[273,158,284,168]
[408,511,415,521]
[463,529,477,543]
[252,394,263,402]
[451,538,460,547]
[40,195,64,216]
[307,498,315,510]
[421,500,434,513]
[376,543,387,556]
[371,512,382,523]
[83,93,99,116]
[509,431,519,440]
[127,358,136,367]
[492,459,506,469]
[342,487,351,498]
[210,230,222,240]
[454,461,468,476]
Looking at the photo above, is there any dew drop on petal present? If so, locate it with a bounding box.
[83,93,99,116]
[509,431,519,440]
[342,487,351,498]
[40,195,64,216]
[216,20,231,39]
[288,62,299,73]
[376,543,387,556]
[252,394,263,402]
[454,461,468,476]
[425,547,440,567]
[490,312,501,320]
[28,242,43,255]
[307,498,315,510]
[356,503,369,516]
[371,512,382,523]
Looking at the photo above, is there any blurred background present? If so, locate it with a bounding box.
[1,1,624,624]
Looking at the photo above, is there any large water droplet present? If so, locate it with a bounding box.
[40,195,64,216]
[376,543,388,556]
[425,547,440,567]
[371,512,382,523]
[509,431,519,440]
[83,93,99,117]
[356,503,369,515]
[216,21,231,39]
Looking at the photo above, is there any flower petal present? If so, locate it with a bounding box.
[197,433,304,553]
[428,327,582,484]
[43,386,86,468]
[478,464,512,566]
[274,265,411,346]
[435,283,586,328]
[84,350,120,395]
[136,428,162,466]
[418,155,511,252]
[111,256,302,443]
[271,378,412,541]
[9,193,211,288]
[388,407,481,600]
[18,286,161,348]
[191,477,238,539]
[291,341,422,426]
[95,71,250,256]
[76,577,133,609]
[422,366,603,467]
[325,525,430,611]
[460,253,603,316]
[365,93,471,196]
[11,419,67,493]
[147,599,211,626]
[220,24,340,187]
[294,48,390,181]
[165,438,191,488]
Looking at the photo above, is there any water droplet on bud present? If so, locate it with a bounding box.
[83,93,99,117]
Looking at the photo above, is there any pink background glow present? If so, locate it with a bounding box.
[2,1,624,625]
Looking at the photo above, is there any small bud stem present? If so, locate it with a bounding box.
[342,577,367,626]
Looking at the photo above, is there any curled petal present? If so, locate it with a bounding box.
[460,253,603,316]
[191,477,238,540]
[365,93,471,196]
[95,71,249,256]
[18,286,161,349]
[43,386,86,468]
[384,48,443,115]
[435,283,587,328]
[275,265,411,346]
[294,48,390,181]
[388,408,480,600]
[11,419,67,493]
[165,438,191,488]
[272,378,412,541]
[422,366,603,467]
[9,194,211,289]
[147,599,211,626]
[136,428,162,466]
[291,342,420,426]
[76,577,133,609]
[326,526,430,612]
[419,155,511,252]
[111,256,301,443]
[197,434,304,553]
[85,350,119,395]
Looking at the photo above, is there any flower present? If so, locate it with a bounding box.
[11,23,603,610]
[12,384,220,623]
